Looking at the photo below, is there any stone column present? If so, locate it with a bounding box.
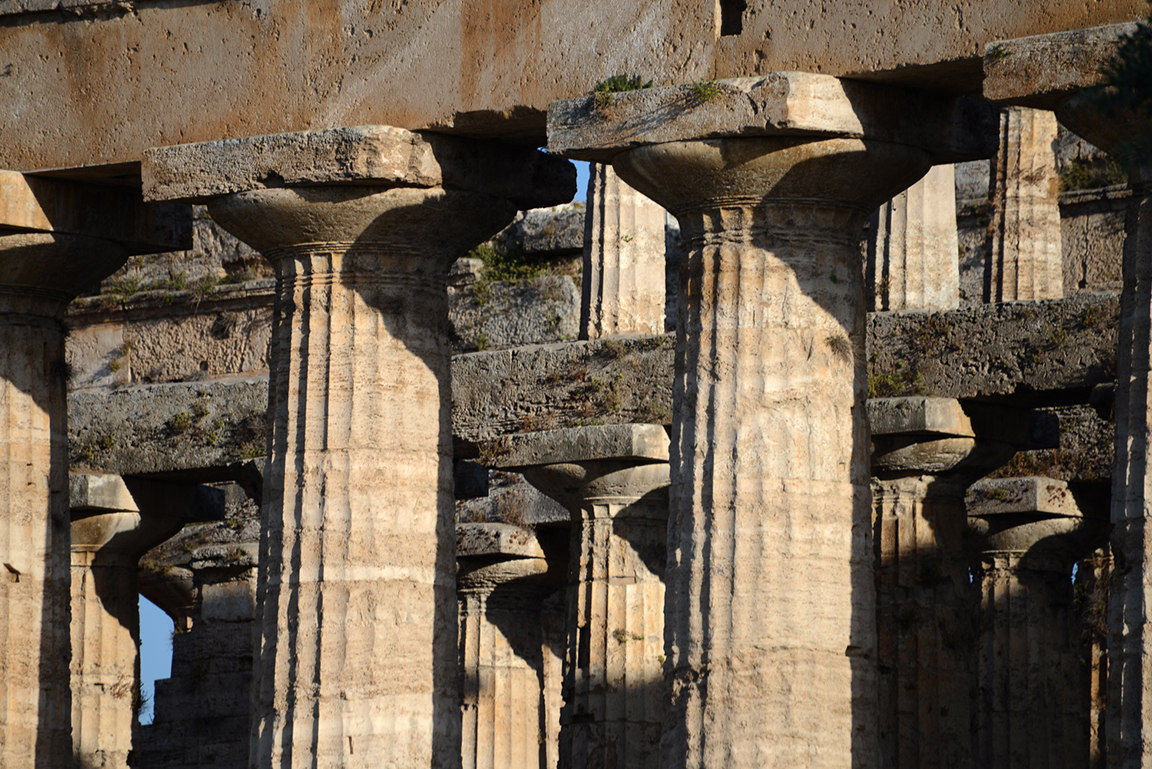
[869,397,1057,769]
[144,127,573,768]
[985,107,1064,302]
[1052,74,1151,769]
[68,474,223,769]
[547,73,1000,767]
[966,476,1110,769]
[580,163,667,338]
[866,164,961,311]
[456,523,563,769]
[493,424,670,769]
[0,172,187,768]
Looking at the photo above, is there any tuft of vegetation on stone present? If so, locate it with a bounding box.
[592,74,653,108]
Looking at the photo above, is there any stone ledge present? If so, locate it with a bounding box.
[143,125,576,209]
[868,397,974,438]
[968,476,1107,519]
[547,73,998,163]
[68,294,1119,473]
[456,523,545,559]
[983,23,1140,108]
[491,423,669,468]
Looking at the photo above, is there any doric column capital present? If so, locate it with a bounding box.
[967,476,1110,572]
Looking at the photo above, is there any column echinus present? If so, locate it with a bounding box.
[984,23,1152,767]
[548,74,998,767]
[490,424,671,769]
[68,474,224,769]
[142,127,574,768]
[0,172,189,768]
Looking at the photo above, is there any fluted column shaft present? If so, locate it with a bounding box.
[986,107,1064,302]
[458,557,552,769]
[1054,92,1152,768]
[580,163,667,338]
[0,233,126,768]
[521,459,669,769]
[867,164,960,311]
[968,517,1103,769]
[612,137,929,768]
[872,474,975,769]
[70,539,139,768]
[209,186,517,769]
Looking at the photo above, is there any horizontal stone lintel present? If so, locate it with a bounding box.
[0,171,191,253]
[982,23,1140,108]
[547,73,999,164]
[142,125,576,209]
[68,294,1117,475]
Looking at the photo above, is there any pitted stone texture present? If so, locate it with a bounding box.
[0,233,126,769]
[548,74,998,164]
[986,108,1064,302]
[493,423,668,470]
[209,184,520,769]
[456,522,546,559]
[144,125,576,209]
[967,477,1109,769]
[983,23,1144,109]
[581,164,667,339]
[518,448,669,769]
[868,396,974,438]
[867,164,960,312]
[457,550,558,769]
[608,136,930,768]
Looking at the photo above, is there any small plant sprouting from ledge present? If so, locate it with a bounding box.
[689,77,722,104]
[592,74,653,109]
[986,44,1011,62]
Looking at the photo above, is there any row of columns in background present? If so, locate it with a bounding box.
[0,33,1145,769]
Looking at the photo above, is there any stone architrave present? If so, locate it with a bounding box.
[985,107,1064,302]
[68,474,224,769]
[983,28,1152,765]
[868,397,1058,769]
[549,73,997,768]
[866,164,961,311]
[0,174,188,769]
[143,127,573,769]
[492,424,671,769]
[456,523,564,769]
[966,477,1110,769]
[580,163,667,338]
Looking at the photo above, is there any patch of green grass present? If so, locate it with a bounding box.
[592,74,653,108]
[689,78,721,103]
[1058,158,1128,191]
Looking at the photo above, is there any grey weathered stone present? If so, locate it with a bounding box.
[455,522,546,559]
[450,274,580,353]
[548,74,998,163]
[143,125,577,209]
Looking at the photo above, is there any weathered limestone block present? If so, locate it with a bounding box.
[983,27,1152,765]
[0,174,187,768]
[869,397,1058,769]
[456,523,564,769]
[68,474,223,769]
[144,126,573,769]
[581,163,667,338]
[867,164,960,311]
[548,73,997,768]
[966,476,1110,769]
[986,107,1064,302]
[494,424,670,769]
